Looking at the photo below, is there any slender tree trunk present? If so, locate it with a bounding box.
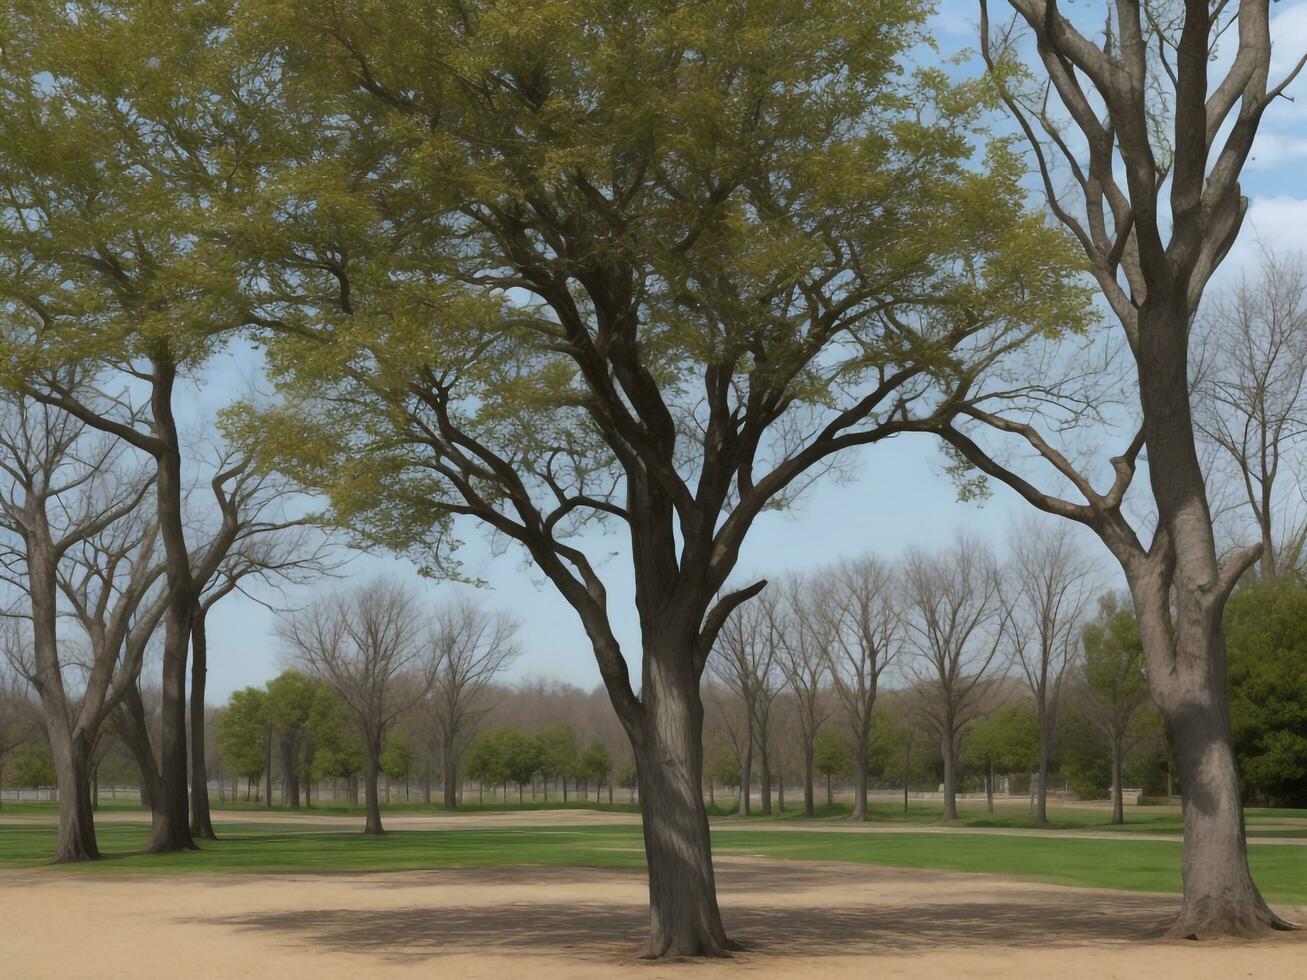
[826,773,832,806]
[1111,740,1124,826]
[362,737,384,834]
[442,752,458,809]
[264,729,273,811]
[776,763,784,812]
[986,761,994,815]
[941,729,958,821]
[189,603,217,840]
[1036,725,1052,825]
[851,729,869,821]
[758,736,772,816]
[737,732,752,817]
[802,740,815,817]
[633,659,731,958]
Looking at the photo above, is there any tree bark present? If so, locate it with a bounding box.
[189,603,217,840]
[48,727,99,862]
[1035,719,1052,825]
[362,736,384,834]
[737,730,752,817]
[442,752,458,809]
[145,355,196,854]
[986,761,994,815]
[634,660,731,958]
[802,742,815,817]
[941,730,958,821]
[758,737,772,816]
[1111,739,1124,826]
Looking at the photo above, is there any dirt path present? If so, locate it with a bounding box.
[1,858,1302,978]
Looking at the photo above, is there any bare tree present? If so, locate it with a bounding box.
[934,0,1307,936]
[279,579,434,833]
[1005,520,1098,823]
[0,383,155,860]
[185,454,336,839]
[819,556,901,821]
[902,537,1007,821]
[776,577,832,817]
[1195,247,1307,581]
[426,598,519,809]
[708,598,780,816]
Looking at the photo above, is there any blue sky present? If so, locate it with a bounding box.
[193,1,1307,702]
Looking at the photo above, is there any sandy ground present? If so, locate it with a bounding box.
[2,858,1305,979]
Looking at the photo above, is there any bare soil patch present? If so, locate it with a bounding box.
[2,857,1303,978]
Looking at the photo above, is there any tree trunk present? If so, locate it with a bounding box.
[362,739,384,834]
[48,727,99,862]
[986,761,994,815]
[442,752,458,809]
[146,357,197,854]
[1162,681,1290,937]
[633,660,731,958]
[116,685,163,835]
[826,773,832,806]
[189,603,217,840]
[1111,740,1124,826]
[846,757,867,825]
[264,728,273,811]
[737,733,752,817]
[802,741,815,817]
[1035,714,1051,825]
[941,730,958,821]
[758,737,772,816]
[776,764,784,811]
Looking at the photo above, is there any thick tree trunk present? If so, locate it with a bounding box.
[48,727,99,862]
[442,752,458,809]
[1163,682,1290,937]
[633,661,731,958]
[802,741,815,817]
[146,356,197,855]
[189,604,217,840]
[851,750,869,821]
[362,739,384,834]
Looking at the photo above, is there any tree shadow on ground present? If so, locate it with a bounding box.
[195,862,1189,962]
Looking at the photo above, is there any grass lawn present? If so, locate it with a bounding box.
[2,815,1306,907]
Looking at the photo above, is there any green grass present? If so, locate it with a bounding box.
[3,816,1306,906]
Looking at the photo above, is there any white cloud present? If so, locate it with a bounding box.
[1221,195,1307,277]
[1247,129,1307,170]
[1270,3,1307,76]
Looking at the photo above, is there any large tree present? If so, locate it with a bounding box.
[0,0,282,852]
[933,0,1305,936]
[0,383,156,859]
[237,0,1087,955]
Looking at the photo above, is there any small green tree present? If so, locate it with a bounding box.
[218,689,271,804]
[964,703,1040,814]
[266,672,318,808]
[813,728,851,807]
[577,740,611,803]
[381,729,416,803]
[307,686,365,801]
[465,726,514,804]
[535,724,579,803]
